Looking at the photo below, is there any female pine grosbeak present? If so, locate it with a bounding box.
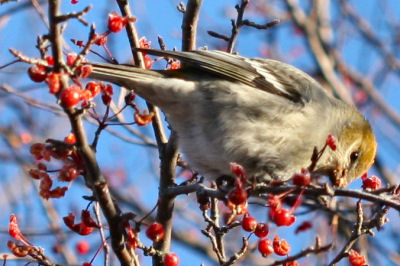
[89,49,377,187]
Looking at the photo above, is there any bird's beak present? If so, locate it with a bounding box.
[331,167,348,187]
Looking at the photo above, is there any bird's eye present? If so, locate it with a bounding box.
[350,151,360,163]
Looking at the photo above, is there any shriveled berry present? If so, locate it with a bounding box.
[348,249,366,266]
[59,164,79,182]
[134,111,155,126]
[273,235,290,256]
[46,72,61,94]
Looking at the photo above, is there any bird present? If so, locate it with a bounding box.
[88,49,377,187]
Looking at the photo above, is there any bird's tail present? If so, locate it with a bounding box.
[88,61,194,111]
[90,62,164,86]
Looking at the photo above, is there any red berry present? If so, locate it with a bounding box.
[46,56,54,66]
[67,53,77,66]
[37,163,47,171]
[28,169,48,180]
[85,81,101,98]
[144,55,153,69]
[28,65,47,82]
[362,175,381,190]
[292,168,310,186]
[82,263,92,266]
[108,12,127,33]
[76,223,94,236]
[46,72,61,94]
[348,249,367,266]
[228,186,248,206]
[101,83,113,95]
[59,164,79,182]
[94,34,108,46]
[139,37,151,49]
[80,90,92,102]
[230,162,247,183]
[64,132,77,144]
[241,215,257,232]
[126,226,138,249]
[254,223,269,238]
[326,134,337,150]
[164,252,179,266]
[258,238,273,257]
[60,86,82,107]
[76,240,90,255]
[78,65,92,78]
[272,208,296,227]
[273,235,291,256]
[145,222,165,242]
[168,61,181,70]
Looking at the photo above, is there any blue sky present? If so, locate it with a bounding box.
[1,0,400,265]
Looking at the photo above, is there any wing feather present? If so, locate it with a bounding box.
[137,48,318,104]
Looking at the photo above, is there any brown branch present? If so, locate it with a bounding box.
[269,237,332,266]
[207,30,230,41]
[94,203,111,266]
[48,1,133,264]
[227,0,249,53]
[164,182,225,200]
[222,237,248,266]
[113,3,179,265]
[9,48,48,66]
[181,0,203,51]
[328,200,366,265]
[242,19,280,30]
[254,184,400,212]
[153,132,179,264]
[55,5,91,26]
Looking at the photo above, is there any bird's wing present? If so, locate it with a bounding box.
[138,48,320,104]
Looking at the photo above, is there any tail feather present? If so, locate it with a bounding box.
[88,62,195,111]
[90,62,164,86]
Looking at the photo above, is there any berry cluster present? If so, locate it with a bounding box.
[28,138,83,199]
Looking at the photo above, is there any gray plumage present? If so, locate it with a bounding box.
[89,49,376,186]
